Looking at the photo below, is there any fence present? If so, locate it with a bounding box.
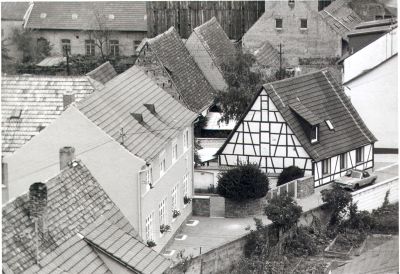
[147,1,265,40]
[266,176,314,200]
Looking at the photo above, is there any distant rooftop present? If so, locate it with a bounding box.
[86,61,117,85]
[1,2,29,21]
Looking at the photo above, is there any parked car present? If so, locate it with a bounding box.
[334,169,377,191]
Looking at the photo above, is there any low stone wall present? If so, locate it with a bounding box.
[297,176,315,198]
[192,195,210,217]
[225,196,267,218]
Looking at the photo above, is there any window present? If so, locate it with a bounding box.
[183,128,189,150]
[146,166,152,190]
[172,141,178,162]
[340,153,347,170]
[61,39,71,56]
[159,198,166,225]
[326,120,334,130]
[171,185,178,210]
[356,147,364,163]
[85,40,95,56]
[159,151,166,176]
[300,19,308,29]
[275,18,283,29]
[183,173,189,198]
[145,212,154,241]
[311,125,319,143]
[109,40,119,57]
[322,159,330,175]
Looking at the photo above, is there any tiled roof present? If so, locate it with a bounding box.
[25,1,147,31]
[141,27,215,113]
[355,18,397,29]
[86,62,117,85]
[78,65,198,162]
[192,17,237,72]
[263,70,376,161]
[2,160,170,274]
[252,41,289,68]
[81,216,171,274]
[320,0,363,39]
[1,75,95,156]
[1,2,29,20]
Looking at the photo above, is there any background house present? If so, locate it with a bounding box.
[2,160,170,274]
[24,1,147,57]
[217,70,376,187]
[342,26,397,151]
[3,66,198,252]
[1,1,29,61]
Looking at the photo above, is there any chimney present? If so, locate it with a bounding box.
[131,112,144,123]
[59,146,75,170]
[29,182,47,264]
[63,94,75,110]
[144,103,156,114]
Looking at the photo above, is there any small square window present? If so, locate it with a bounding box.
[300,19,308,29]
[275,18,283,29]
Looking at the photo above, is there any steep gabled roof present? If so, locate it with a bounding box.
[191,17,237,72]
[1,75,95,156]
[140,27,215,113]
[86,61,117,85]
[78,65,198,162]
[319,0,363,39]
[1,2,29,21]
[252,41,289,68]
[218,70,376,161]
[25,1,147,31]
[2,160,170,274]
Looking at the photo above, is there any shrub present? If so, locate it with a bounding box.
[160,224,171,234]
[283,227,318,256]
[147,240,156,247]
[265,193,302,233]
[321,184,352,227]
[172,209,181,218]
[217,164,269,201]
[341,202,376,232]
[244,218,269,258]
[277,166,304,186]
[183,196,192,205]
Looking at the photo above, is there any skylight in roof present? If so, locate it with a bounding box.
[72,13,78,20]
[10,109,22,119]
[40,13,47,19]
[326,120,334,130]
[108,14,115,20]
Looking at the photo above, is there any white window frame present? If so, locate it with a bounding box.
[145,212,154,241]
[340,153,347,170]
[172,139,178,163]
[183,128,189,151]
[159,150,166,177]
[311,126,319,144]
[171,184,178,211]
[183,173,189,198]
[159,198,166,225]
[300,18,308,29]
[275,18,283,29]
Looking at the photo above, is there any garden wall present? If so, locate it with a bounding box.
[266,176,314,200]
[192,195,210,217]
[225,196,267,218]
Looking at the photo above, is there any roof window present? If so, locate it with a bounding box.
[71,13,78,20]
[108,14,115,20]
[326,120,334,130]
[40,13,47,19]
[10,109,22,119]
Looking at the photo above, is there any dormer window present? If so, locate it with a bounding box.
[311,125,319,144]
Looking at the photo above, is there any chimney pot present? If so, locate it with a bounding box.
[29,182,47,220]
[59,146,75,170]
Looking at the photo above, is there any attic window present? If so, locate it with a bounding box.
[326,120,334,130]
[10,109,22,119]
[311,125,319,144]
[40,13,47,19]
[71,13,78,20]
[108,14,115,20]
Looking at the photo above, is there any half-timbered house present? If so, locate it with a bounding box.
[217,69,377,187]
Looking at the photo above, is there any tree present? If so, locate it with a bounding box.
[11,28,51,63]
[174,250,193,274]
[216,52,264,123]
[321,184,352,227]
[265,193,302,237]
[193,138,202,167]
[217,163,269,201]
[277,166,304,186]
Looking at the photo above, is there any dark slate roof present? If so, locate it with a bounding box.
[1,75,95,156]
[2,160,169,274]
[218,70,376,161]
[143,27,215,113]
[319,0,363,38]
[192,17,237,71]
[78,65,198,162]
[86,61,117,85]
[252,41,289,68]
[1,2,29,20]
[25,1,147,31]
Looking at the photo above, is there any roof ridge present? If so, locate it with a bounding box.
[193,16,218,32]
[263,69,328,88]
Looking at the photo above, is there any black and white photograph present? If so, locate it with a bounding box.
[1,0,398,273]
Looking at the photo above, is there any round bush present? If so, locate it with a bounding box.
[217,164,269,202]
[277,166,304,186]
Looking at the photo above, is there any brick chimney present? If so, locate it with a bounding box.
[59,146,75,170]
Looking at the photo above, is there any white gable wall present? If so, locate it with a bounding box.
[219,89,313,175]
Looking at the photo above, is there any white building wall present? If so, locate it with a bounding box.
[343,27,397,83]
[345,55,398,149]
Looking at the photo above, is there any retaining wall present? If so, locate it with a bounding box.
[225,196,267,218]
[192,195,210,217]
